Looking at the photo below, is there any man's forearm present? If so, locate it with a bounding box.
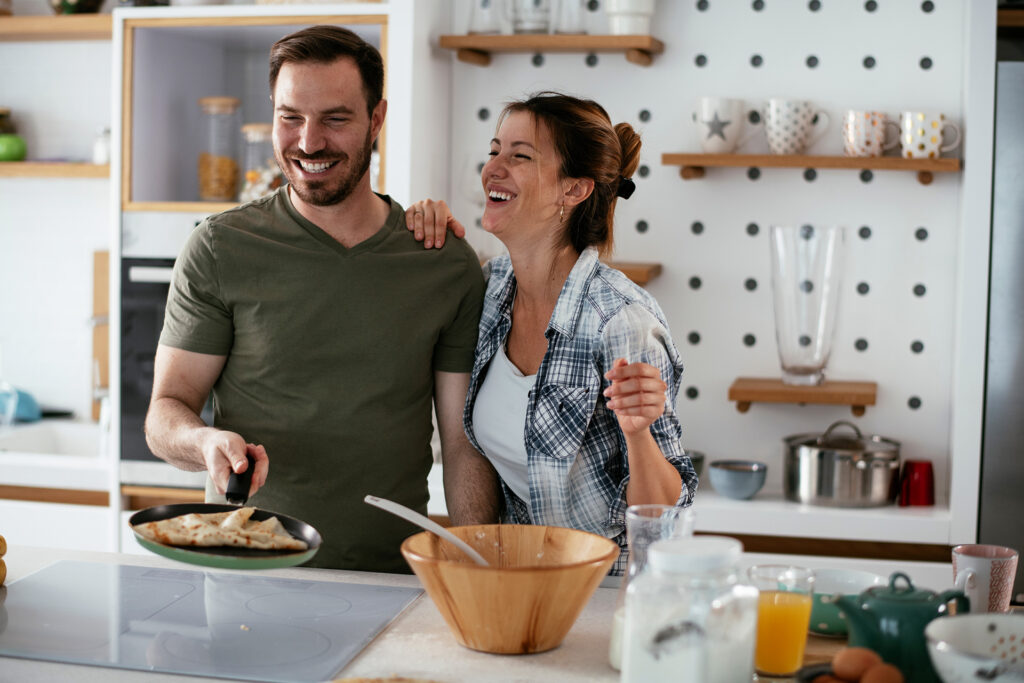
[442,440,501,525]
[144,397,215,472]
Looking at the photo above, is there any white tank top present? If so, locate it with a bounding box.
[472,342,535,504]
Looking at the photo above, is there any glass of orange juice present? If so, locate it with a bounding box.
[747,564,815,677]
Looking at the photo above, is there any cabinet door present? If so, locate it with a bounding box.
[0,499,113,552]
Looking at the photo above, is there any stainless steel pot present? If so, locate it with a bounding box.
[784,420,901,507]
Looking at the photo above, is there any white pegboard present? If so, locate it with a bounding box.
[445,0,981,538]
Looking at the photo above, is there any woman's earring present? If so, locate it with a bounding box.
[560,204,565,221]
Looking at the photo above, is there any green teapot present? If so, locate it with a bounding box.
[831,572,969,683]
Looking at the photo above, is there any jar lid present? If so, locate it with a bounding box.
[241,122,273,137]
[198,96,240,113]
[648,536,743,574]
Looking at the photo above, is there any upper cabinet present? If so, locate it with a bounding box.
[115,1,446,215]
[120,13,385,213]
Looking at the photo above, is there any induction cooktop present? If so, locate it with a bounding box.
[0,560,422,682]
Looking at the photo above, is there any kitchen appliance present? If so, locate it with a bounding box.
[980,59,1024,606]
[784,420,900,507]
[120,256,212,485]
[0,560,421,682]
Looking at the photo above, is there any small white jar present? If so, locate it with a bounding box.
[621,536,758,683]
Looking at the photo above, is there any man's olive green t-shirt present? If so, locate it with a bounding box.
[159,188,484,572]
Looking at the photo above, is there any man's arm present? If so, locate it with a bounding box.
[434,370,500,525]
[144,344,267,497]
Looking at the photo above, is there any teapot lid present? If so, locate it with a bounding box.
[864,572,939,603]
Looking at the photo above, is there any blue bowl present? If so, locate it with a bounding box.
[709,460,767,500]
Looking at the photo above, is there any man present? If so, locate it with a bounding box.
[145,25,499,572]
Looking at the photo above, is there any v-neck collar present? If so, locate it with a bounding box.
[281,186,398,256]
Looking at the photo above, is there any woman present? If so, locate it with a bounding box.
[409,92,697,574]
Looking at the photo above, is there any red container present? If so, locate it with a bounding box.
[898,459,935,506]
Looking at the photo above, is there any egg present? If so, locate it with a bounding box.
[860,663,904,683]
[832,646,883,681]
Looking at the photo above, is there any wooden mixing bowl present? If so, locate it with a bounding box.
[400,524,619,654]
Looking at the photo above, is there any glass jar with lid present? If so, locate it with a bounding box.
[239,123,283,203]
[197,96,240,201]
[621,536,758,683]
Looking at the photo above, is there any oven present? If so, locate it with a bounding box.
[119,256,210,487]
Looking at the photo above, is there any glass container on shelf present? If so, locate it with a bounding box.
[197,96,240,201]
[239,123,283,203]
[0,108,27,162]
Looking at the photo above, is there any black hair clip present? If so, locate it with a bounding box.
[617,176,636,199]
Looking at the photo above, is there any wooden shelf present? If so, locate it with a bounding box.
[439,33,664,67]
[0,161,109,178]
[607,261,662,286]
[661,153,962,186]
[0,14,112,41]
[728,377,878,417]
[123,201,237,213]
[998,8,1024,27]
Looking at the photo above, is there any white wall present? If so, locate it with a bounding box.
[0,37,113,419]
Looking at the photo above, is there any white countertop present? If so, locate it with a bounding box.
[0,544,954,683]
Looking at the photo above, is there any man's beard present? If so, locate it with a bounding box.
[279,129,373,207]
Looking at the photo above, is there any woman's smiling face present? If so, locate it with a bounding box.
[480,111,565,242]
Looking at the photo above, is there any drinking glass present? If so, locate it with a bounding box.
[466,0,500,34]
[507,0,551,33]
[747,564,815,677]
[552,0,586,33]
[609,504,695,670]
[770,224,846,386]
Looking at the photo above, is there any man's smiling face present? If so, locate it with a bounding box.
[272,58,383,207]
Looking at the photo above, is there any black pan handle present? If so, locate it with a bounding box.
[225,454,256,505]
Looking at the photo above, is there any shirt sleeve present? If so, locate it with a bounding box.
[158,221,234,355]
[601,303,698,531]
[432,242,485,373]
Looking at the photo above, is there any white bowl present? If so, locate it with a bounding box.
[925,613,1024,682]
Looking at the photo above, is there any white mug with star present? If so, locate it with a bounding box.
[899,111,961,159]
[692,97,760,154]
[764,98,830,155]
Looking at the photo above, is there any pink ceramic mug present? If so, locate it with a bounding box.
[952,544,1019,613]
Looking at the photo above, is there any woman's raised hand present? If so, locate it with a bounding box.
[602,358,667,435]
[405,198,465,249]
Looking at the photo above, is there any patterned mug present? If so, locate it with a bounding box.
[899,111,961,159]
[764,98,830,155]
[952,544,1019,613]
[842,110,900,158]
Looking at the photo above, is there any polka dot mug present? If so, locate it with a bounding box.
[842,110,900,158]
[899,111,961,160]
[764,98,830,155]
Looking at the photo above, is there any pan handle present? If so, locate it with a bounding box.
[225,454,256,505]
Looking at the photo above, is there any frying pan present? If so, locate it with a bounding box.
[128,456,322,570]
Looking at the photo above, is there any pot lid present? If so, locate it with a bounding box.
[785,420,900,457]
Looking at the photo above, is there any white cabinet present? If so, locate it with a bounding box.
[0,500,114,552]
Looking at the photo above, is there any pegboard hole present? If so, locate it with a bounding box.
[748,167,761,180]
[865,0,877,11]
[695,54,708,67]
[857,282,870,295]
[477,108,490,121]
[863,56,876,69]
[688,331,701,345]
[696,0,709,9]
[636,220,649,234]
[859,225,872,239]
[689,276,702,290]
[746,222,759,236]
[744,278,758,291]
[751,54,763,67]
[691,221,704,235]
[860,170,873,183]
[743,334,756,347]
[638,109,651,122]
[915,227,929,241]
[585,53,599,67]
[911,340,924,353]
[913,284,927,297]
[686,386,700,400]
[920,56,933,70]
[806,55,819,68]
[908,396,922,410]
[855,338,869,351]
